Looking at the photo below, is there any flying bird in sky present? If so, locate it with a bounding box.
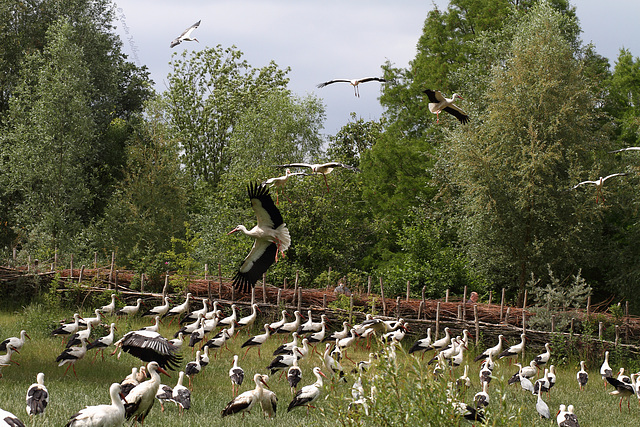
[609,147,640,153]
[277,162,360,192]
[264,168,308,205]
[571,173,628,203]
[170,20,201,48]
[229,183,291,293]
[316,77,386,97]
[423,89,469,124]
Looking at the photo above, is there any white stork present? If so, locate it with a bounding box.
[474,381,489,409]
[56,337,88,378]
[561,404,580,426]
[99,294,117,316]
[601,350,613,387]
[423,89,469,124]
[184,351,202,389]
[606,376,636,412]
[113,329,182,371]
[273,332,299,356]
[0,330,30,353]
[26,372,49,417]
[204,328,230,352]
[269,310,288,331]
[572,172,628,203]
[221,373,268,417]
[430,327,452,352]
[0,408,25,426]
[474,334,505,362]
[287,367,327,413]
[307,316,327,345]
[536,389,550,419]
[117,298,142,317]
[124,361,169,424]
[534,343,552,371]
[79,309,102,329]
[52,313,82,339]
[316,77,386,97]
[87,322,117,362]
[577,360,588,390]
[324,321,350,343]
[170,20,201,48]
[66,322,93,349]
[163,293,192,324]
[180,298,209,325]
[264,168,308,204]
[498,333,526,363]
[267,348,303,376]
[141,316,160,333]
[322,343,345,381]
[287,357,302,395]
[241,324,273,359]
[65,383,125,427]
[142,296,170,318]
[610,146,640,153]
[229,182,291,293]
[237,303,260,331]
[172,371,191,415]
[408,328,432,357]
[155,383,173,413]
[218,304,238,328]
[277,162,360,192]
[275,310,304,335]
[229,355,245,397]
[259,375,278,419]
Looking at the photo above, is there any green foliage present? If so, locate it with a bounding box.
[162,223,202,294]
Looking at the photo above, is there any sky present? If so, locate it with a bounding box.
[111,0,640,137]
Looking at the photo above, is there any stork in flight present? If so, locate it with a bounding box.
[277,162,360,192]
[423,89,469,124]
[264,168,308,205]
[229,182,291,293]
[571,173,628,203]
[316,77,386,97]
[609,147,640,153]
[170,20,201,48]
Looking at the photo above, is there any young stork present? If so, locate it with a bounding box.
[316,76,386,97]
[269,310,288,331]
[533,343,551,371]
[56,337,88,378]
[26,372,49,417]
[276,311,304,336]
[170,20,201,48]
[577,360,588,390]
[229,355,245,397]
[606,376,636,412]
[498,333,526,363]
[287,367,327,413]
[562,405,580,426]
[0,330,30,353]
[66,383,125,427]
[163,293,192,325]
[474,382,489,409]
[116,298,142,317]
[237,304,260,331]
[276,162,360,192]
[287,357,302,395]
[124,361,170,424]
[218,304,238,328]
[221,373,268,418]
[229,182,290,293]
[423,89,469,124]
[155,382,173,413]
[52,313,82,341]
[408,328,432,358]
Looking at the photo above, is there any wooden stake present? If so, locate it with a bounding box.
[435,302,441,340]
[141,273,145,294]
[297,287,302,312]
[380,277,386,316]
[445,289,449,303]
[474,304,479,346]
[598,322,603,340]
[457,305,462,321]
[283,277,287,290]
[488,290,492,306]
[406,281,410,302]
[162,273,169,299]
[367,276,371,295]
[218,264,222,299]
[396,296,401,318]
[109,251,115,283]
[263,276,267,304]
[322,294,326,310]
[505,307,510,325]
[422,286,426,305]
[277,288,281,307]
[462,285,467,321]
[326,267,331,290]
[78,265,84,283]
[70,254,74,279]
[418,300,423,319]
[586,295,591,317]
[500,288,505,322]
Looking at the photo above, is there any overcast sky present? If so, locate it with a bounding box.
[111,0,640,136]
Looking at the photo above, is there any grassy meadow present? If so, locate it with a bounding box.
[0,303,638,426]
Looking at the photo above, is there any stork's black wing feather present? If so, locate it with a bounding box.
[249,182,283,229]
[443,106,469,124]
[232,243,277,293]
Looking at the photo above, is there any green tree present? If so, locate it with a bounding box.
[2,19,96,254]
[165,45,290,196]
[607,49,640,147]
[439,3,607,301]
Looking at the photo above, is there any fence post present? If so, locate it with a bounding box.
[488,290,492,306]
[598,322,603,340]
[396,296,401,318]
[587,295,591,318]
[615,325,619,347]
[349,294,354,324]
[162,273,169,299]
[218,264,222,299]
[78,265,85,283]
[70,254,74,279]
[277,288,282,307]
[204,263,208,281]
[474,304,479,346]
[500,288,505,322]
[457,305,462,321]
[462,285,467,321]
[283,277,287,290]
[380,278,386,316]
[418,300,423,320]
[406,281,410,302]
[297,287,302,312]
[445,289,449,303]
[435,302,441,340]
[263,275,267,304]
[505,307,510,325]
[322,293,326,310]
[141,273,145,295]
[367,276,371,295]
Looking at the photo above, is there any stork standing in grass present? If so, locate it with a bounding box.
[124,361,170,425]
[229,355,245,397]
[0,330,30,353]
[221,373,268,418]
[65,383,124,427]
[26,372,48,417]
[229,182,290,294]
[287,367,327,413]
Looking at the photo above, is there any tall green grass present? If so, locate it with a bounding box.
[0,305,638,426]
